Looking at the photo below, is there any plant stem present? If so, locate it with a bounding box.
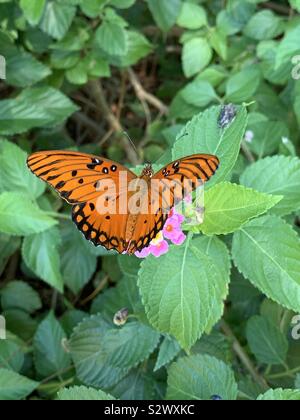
[127,68,169,116]
[221,320,269,391]
[267,366,300,380]
[87,79,139,165]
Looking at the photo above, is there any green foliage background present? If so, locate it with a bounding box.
[0,0,300,401]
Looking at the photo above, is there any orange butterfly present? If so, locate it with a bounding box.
[27,151,219,254]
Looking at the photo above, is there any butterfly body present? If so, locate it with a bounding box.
[27,151,219,254]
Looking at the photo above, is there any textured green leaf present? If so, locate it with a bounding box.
[33,312,71,377]
[0,281,42,314]
[61,221,97,294]
[0,140,45,199]
[240,156,300,216]
[200,182,282,235]
[257,389,300,401]
[247,121,289,158]
[275,26,300,70]
[147,0,182,32]
[180,80,217,108]
[177,2,207,30]
[154,335,181,372]
[0,192,57,236]
[40,1,76,40]
[0,87,78,135]
[226,66,261,103]
[244,10,283,40]
[95,22,128,56]
[167,354,238,400]
[0,368,38,400]
[0,234,20,276]
[91,275,143,319]
[69,315,159,388]
[0,340,24,372]
[173,105,248,187]
[58,386,116,400]
[182,37,212,78]
[138,236,229,350]
[22,227,63,292]
[110,30,153,67]
[246,315,288,365]
[232,216,300,313]
[20,0,46,25]
[6,51,51,87]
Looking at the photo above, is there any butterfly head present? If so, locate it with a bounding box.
[141,163,154,179]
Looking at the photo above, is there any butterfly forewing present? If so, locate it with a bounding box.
[27,151,137,204]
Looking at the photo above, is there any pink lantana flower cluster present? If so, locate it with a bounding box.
[135,209,186,259]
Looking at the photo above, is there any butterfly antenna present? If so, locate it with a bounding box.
[123,131,138,155]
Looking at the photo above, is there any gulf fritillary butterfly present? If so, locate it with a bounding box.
[27,151,219,254]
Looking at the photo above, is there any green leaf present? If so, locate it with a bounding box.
[33,312,71,377]
[0,234,20,277]
[138,236,229,350]
[110,31,153,67]
[69,315,159,388]
[289,0,300,12]
[0,340,24,372]
[154,335,181,372]
[66,61,88,85]
[0,368,39,400]
[108,369,159,400]
[199,182,282,235]
[240,156,300,216]
[0,192,57,236]
[209,28,227,61]
[6,51,51,87]
[192,331,231,364]
[20,0,46,26]
[232,215,300,313]
[22,227,63,292]
[3,310,38,341]
[172,105,248,187]
[0,281,42,314]
[147,0,182,32]
[182,37,212,78]
[61,221,97,294]
[257,389,300,401]
[0,87,79,135]
[180,80,217,108]
[275,26,300,70]
[226,66,261,103]
[91,275,143,319]
[177,2,207,30]
[247,121,289,158]
[80,0,107,17]
[40,1,76,40]
[110,0,135,8]
[95,21,128,56]
[58,386,116,400]
[246,316,288,365]
[0,140,45,199]
[166,354,238,400]
[244,10,283,40]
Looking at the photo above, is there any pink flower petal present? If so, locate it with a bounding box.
[135,247,151,259]
[150,240,169,257]
[170,231,186,246]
